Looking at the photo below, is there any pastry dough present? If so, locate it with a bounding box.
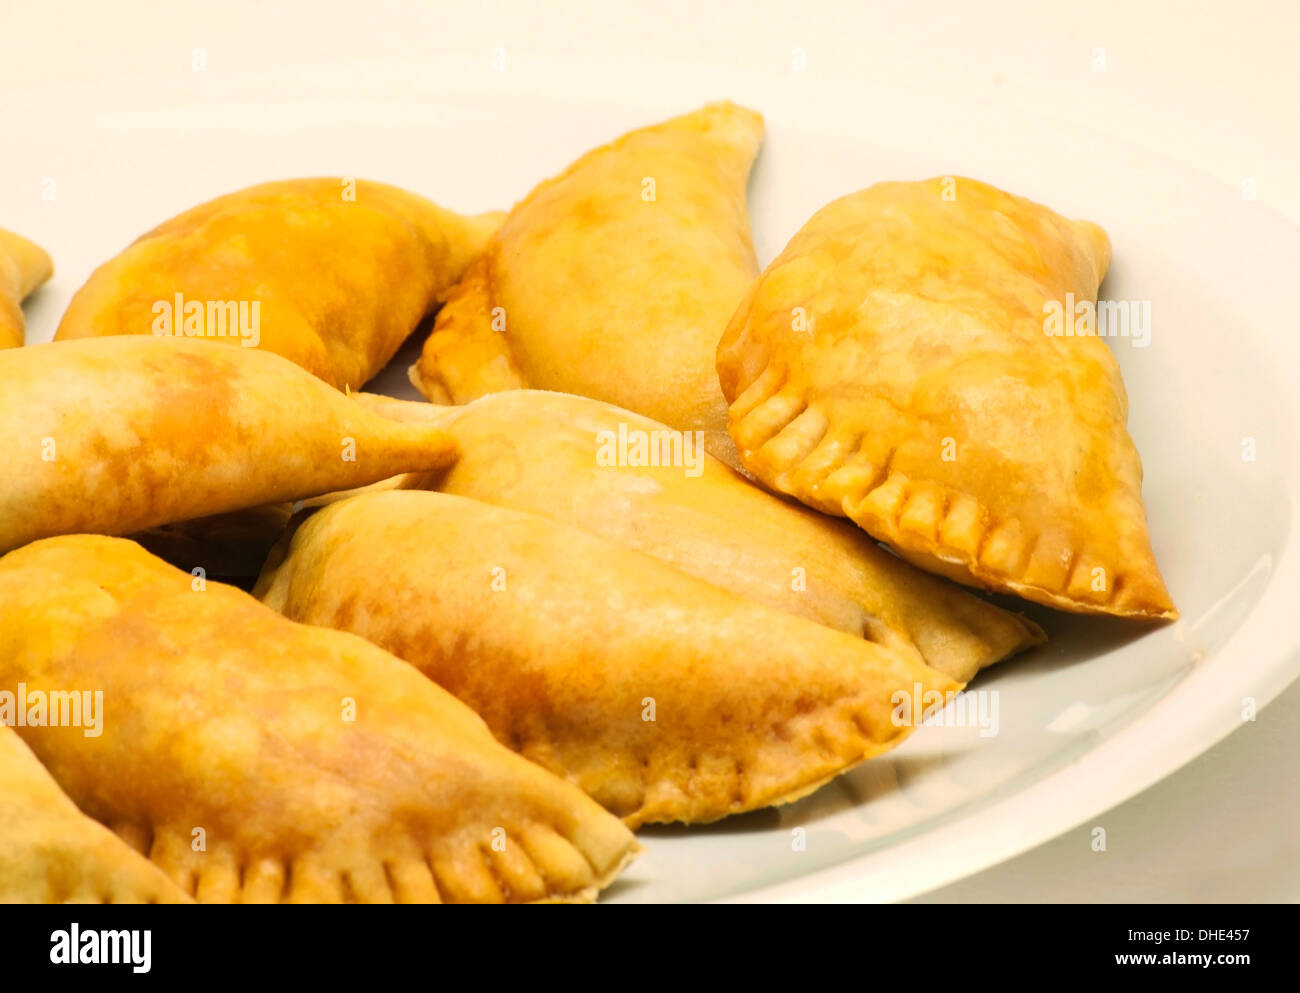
[56,178,502,390]
[409,102,764,467]
[717,177,1175,618]
[256,490,961,827]
[0,724,190,904]
[0,535,638,903]
[0,336,458,554]
[350,390,1044,683]
[0,227,53,349]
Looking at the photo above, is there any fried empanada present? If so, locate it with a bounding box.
[0,336,458,554]
[0,227,53,349]
[0,535,638,904]
[55,179,503,390]
[349,390,1043,683]
[409,102,763,467]
[0,724,190,904]
[256,491,960,827]
[717,177,1176,618]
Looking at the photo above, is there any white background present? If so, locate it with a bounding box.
[3,0,1297,901]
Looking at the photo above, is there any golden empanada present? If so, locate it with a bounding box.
[0,724,190,904]
[717,177,1176,618]
[0,227,53,349]
[55,179,502,390]
[409,102,764,466]
[0,336,458,554]
[350,390,1043,683]
[256,491,960,827]
[0,535,638,904]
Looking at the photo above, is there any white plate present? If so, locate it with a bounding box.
[5,58,1299,903]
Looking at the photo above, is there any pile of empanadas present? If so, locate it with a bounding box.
[0,102,1174,903]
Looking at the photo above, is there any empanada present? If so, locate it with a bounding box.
[0,725,190,904]
[255,491,960,827]
[0,227,53,349]
[409,102,763,467]
[0,535,638,904]
[0,336,458,554]
[56,179,503,390]
[717,177,1176,618]
[350,390,1044,683]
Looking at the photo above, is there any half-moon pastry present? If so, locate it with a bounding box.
[55,178,503,390]
[0,535,638,904]
[0,227,54,349]
[349,390,1044,683]
[717,177,1175,618]
[0,336,458,554]
[255,490,961,827]
[409,102,764,467]
[0,724,190,904]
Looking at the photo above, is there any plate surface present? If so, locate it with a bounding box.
[6,58,1299,902]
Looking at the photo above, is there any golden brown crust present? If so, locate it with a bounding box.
[55,178,502,390]
[0,227,54,349]
[0,336,459,554]
[406,255,526,403]
[0,725,192,904]
[350,389,1044,683]
[717,177,1175,618]
[0,535,638,904]
[409,102,764,467]
[255,490,961,827]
